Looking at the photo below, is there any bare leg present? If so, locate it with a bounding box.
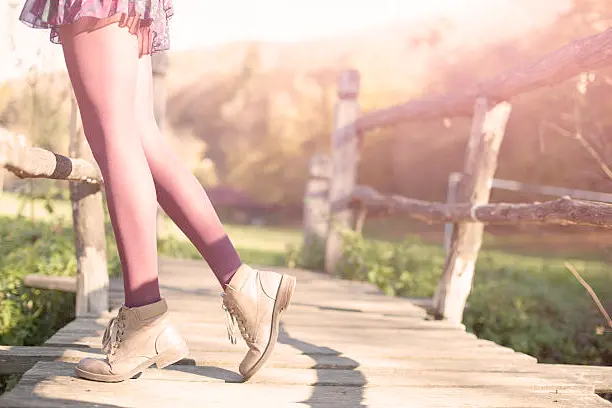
[134,55,242,287]
[60,17,161,308]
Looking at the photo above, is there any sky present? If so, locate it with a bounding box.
[0,0,572,81]
[170,0,473,47]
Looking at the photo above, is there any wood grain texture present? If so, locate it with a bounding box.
[1,259,609,407]
[435,100,511,323]
[22,275,77,293]
[350,186,612,229]
[0,127,102,185]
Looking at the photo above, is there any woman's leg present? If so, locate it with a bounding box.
[60,17,161,308]
[133,54,242,288]
[132,54,296,380]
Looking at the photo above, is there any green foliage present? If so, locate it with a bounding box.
[156,235,201,260]
[336,231,443,297]
[327,231,612,365]
[0,375,20,396]
[284,238,326,271]
[0,217,77,347]
[463,253,612,365]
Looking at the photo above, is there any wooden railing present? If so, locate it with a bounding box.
[0,107,107,317]
[304,27,612,324]
[0,52,169,317]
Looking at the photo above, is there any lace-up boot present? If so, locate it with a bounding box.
[75,298,189,382]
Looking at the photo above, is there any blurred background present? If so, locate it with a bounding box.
[2,1,612,390]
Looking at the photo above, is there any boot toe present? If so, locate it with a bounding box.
[76,357,113,376]
[239,350,260,378]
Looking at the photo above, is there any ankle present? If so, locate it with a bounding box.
[124,294,162,309]
[221,264,243,289]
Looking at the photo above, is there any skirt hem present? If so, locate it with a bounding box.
[19,1,173,54]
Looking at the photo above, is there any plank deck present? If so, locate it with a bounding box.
[1,258,611,407]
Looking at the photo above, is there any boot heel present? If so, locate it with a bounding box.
[156,343,189,369]
[277,275,296,312]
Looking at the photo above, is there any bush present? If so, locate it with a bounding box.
[310,230,612,366]
[284,237,326,271]
[336,231,443,297]
[0,217,77,347]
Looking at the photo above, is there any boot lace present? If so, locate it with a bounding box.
[221,294,251,345]
[102,307,127,356]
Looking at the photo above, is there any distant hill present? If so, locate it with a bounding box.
[162,3,612,205]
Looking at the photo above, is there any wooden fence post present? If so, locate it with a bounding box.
[68,93,109,316]
[324,70,360,274]
[443,172,461,255]
[433,98,512,324]
[303,154,331,255]
[152,51,169,238]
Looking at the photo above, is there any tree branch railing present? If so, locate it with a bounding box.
[0,128,103,186]
[1,121,109,317]
[304,26,612,325]
[355,26,612,132]
[348,185,612,229]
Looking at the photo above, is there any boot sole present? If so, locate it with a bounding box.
[240,274,296,381]
[75,342,190,383]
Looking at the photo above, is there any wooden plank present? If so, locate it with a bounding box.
[324,69,360,274]
[1,362,608,408]
[43,327,482,353]
[45,317,486,345]
[0,346,103,375]
[3,362,596,390]
[0,347,587,384]
[0,346,540,374]
[23,275,77,293]
[40,332,534,363]
[48,312,463,332]
[42,317,521,356]
[3,386,607,408]
[537,364,612,393]
[434,99,512,323]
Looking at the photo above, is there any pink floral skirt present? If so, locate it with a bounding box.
[19,0,173,54]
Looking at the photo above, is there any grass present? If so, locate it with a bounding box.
[0,192,301,267]
[0,192,72,222]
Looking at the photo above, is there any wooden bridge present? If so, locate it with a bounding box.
[3,18,612,408]
[1,258,611,407]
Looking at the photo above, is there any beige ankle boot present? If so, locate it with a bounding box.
[75,298,189,382]
[222,265,296,380]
